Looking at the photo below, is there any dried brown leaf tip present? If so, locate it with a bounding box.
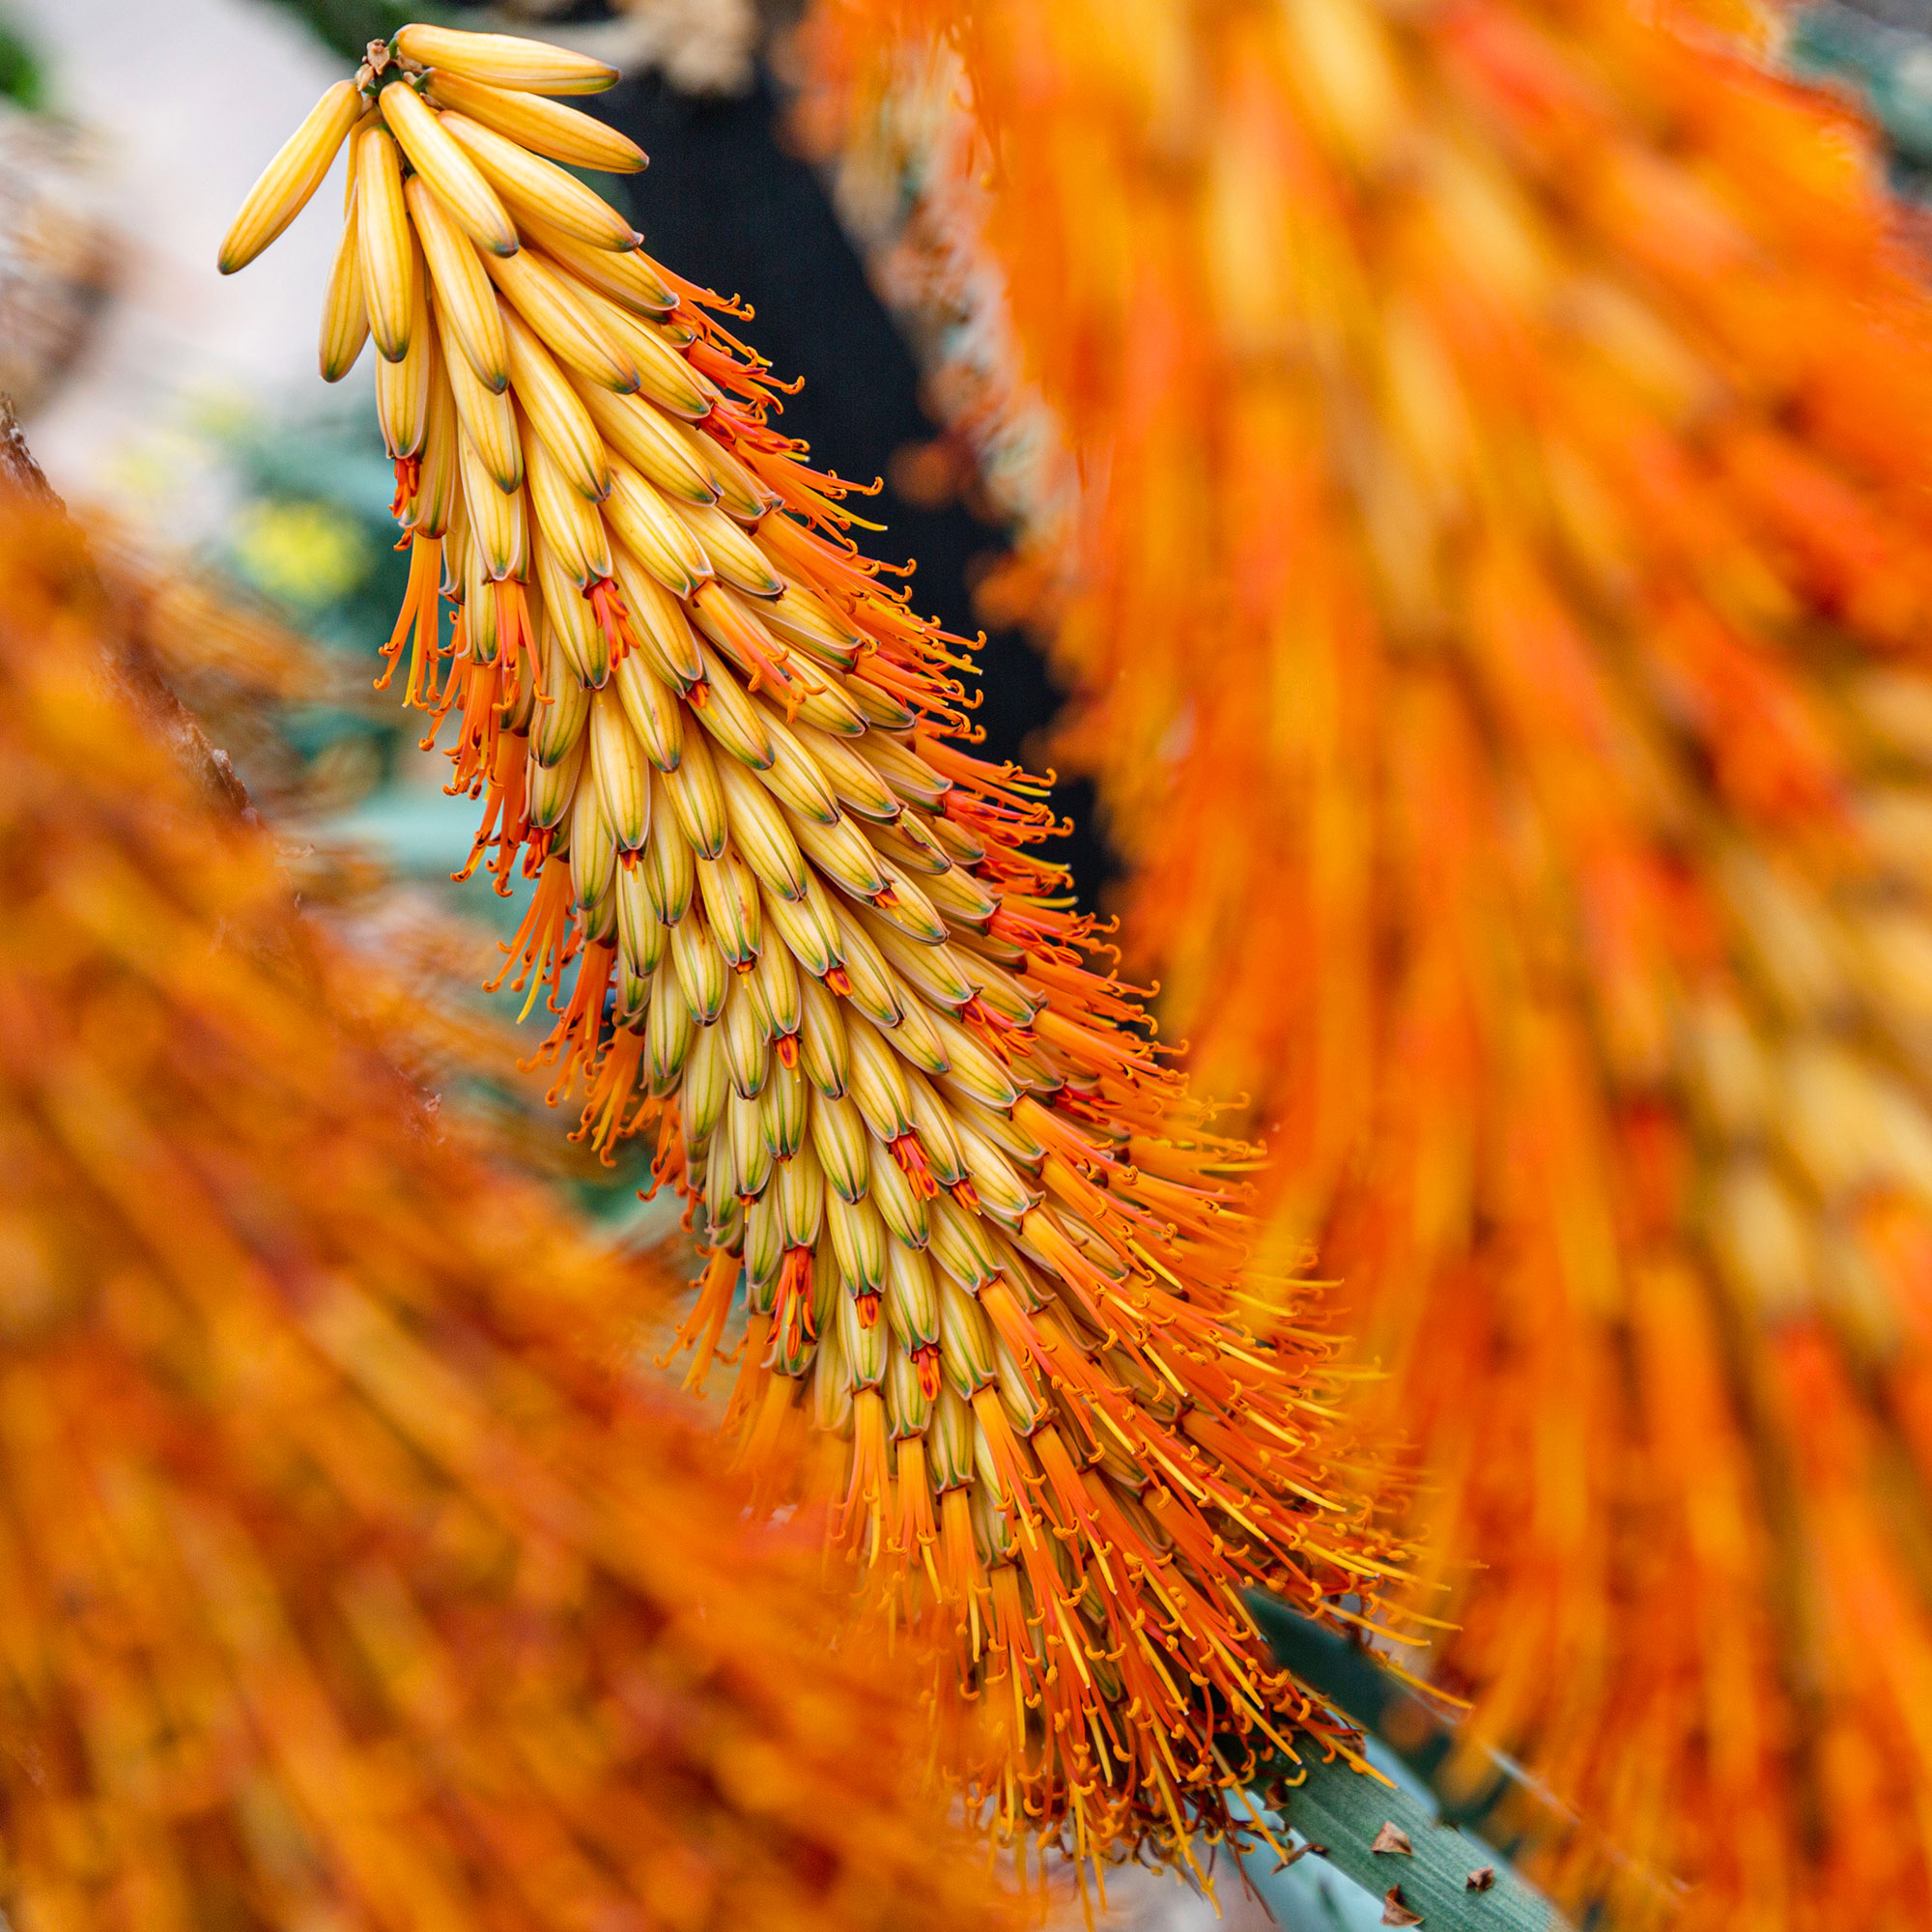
[1382,1885,1424,1926]
[1466,1865,1496,1891]
[1373,1822,1415,1856]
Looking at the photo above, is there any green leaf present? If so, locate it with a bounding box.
[1245,1593,1580,1928]
[1267,1752,1563,1932]
[1246,1594,1570,1845]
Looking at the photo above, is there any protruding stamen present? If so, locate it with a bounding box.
[375,532,442,701]
[775,1245,814,1358]
[389,453,421,519]
[586,575,640,668]
[889,1132,939,1201]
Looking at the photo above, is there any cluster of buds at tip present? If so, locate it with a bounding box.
[220,21,1405,1863]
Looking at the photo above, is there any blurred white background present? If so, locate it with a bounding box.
[13,0,349,531]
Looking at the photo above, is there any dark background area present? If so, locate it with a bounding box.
[597,66,1113,907]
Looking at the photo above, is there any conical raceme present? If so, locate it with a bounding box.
[801,1,1932,1923]
[222,23,1406,1864]
[0,497,1004,1932]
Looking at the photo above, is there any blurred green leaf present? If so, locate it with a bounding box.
[232,498,376,608]
[1248,1596,1577,1929]
[248,0,454,67]
[0,14,43,110]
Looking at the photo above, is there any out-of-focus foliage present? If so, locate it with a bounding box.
[0,14,43,110]
[91,510,380,828]
[120,397,418,836]
[801,2,1932,1923]
[0,489,1003,1932]
[149,404,668,1223]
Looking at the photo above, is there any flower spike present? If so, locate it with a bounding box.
[220,21,1406,1869]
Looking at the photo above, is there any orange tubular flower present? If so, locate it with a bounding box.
[0,497,1001,1932]
[218,22,1407,1868]
[801,1,1932,1923]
